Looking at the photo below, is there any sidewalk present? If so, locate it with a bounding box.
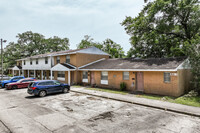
[71,87,200,117]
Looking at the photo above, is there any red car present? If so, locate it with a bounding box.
[5,78,37,90]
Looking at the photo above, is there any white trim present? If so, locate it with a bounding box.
[79,69,178,72]
[176,59,191,70]
[101,80,108,85]
[57,77,65,81]
[12,66,21,70]
[78,58,106,69]
[82,79,88,83]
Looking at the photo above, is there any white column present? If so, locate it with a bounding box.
[50,70,53,80]
[22,70,24,76]
[28,70,29,78]
[19,70,20,76]
[41,70,43,80]
[68,71,70,85]
[34,70,36,78]
[13,70,14,76]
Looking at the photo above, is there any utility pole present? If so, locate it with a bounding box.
[1,39,6,81]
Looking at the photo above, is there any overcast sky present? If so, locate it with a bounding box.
[0,0,145,54]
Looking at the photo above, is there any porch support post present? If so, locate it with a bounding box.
[28,70,29,78]
[50,70,52,80]
[13,70,14,76]
[19,70,20,76]
[34,70,36,78]
[41,70,43,80]
[68,70,70,85]
[22,70,24,76]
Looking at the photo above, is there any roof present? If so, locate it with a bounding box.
[79,57,187,71]
[51,63,76,71]
[17,47,109,61]
[60,63,76,69]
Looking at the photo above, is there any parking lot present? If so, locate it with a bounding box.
[0,88,200,133]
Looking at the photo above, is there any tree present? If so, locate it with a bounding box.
[77,36,125,58]
[102,39,125,58]
[77,35,103,49]
[3,31,70,69]
[186,36,200,94]
[122,0,200,58]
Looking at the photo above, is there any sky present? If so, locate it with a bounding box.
[0,0,145,54]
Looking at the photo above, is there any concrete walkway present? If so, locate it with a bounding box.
[71,86,200,117]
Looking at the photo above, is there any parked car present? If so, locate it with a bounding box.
[0,76,25,88]
[5,78,37,90]
[27,80,70,97]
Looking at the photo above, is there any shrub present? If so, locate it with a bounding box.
[120,82,126,91]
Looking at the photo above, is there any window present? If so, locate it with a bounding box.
[82,71,88,82]
[46,81,54,85]
[30,59,32,65]
[45,57,48,64]
[66,55,70,63]
[24,60,26,65]
[123,72,129,80]
[101,71,108,80]
[36,59,38,64]
[83,71,88,79]
[101,71,108,85]
[56,56,60,64]
[58,71,65,78]
[164,72,171,83]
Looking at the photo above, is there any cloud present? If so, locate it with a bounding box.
[0,0,145,53]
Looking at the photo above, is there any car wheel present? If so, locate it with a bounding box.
[12,85,18,89]
[63,88,69,93]
[39,91,47,97]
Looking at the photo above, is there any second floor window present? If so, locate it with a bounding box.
[56,56,60,64]
[45,57,48,64]
[66,55,70,63]
[36,59,38,64]
[24,60,26,65]
[30,60,32,65]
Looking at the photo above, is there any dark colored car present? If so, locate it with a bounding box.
[0,76,25,88]
[27,80,70,97]
[5,78,37,90]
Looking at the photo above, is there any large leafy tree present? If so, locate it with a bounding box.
[3,31,70,69]
[77,35,125,58]
[77,35,103,49]
[102,39,125,58]
[122,0,200,58]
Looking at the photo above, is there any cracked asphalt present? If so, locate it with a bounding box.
[0,88,200,133]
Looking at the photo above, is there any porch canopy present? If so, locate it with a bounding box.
[50,63,76,85]
[12,66,22,76]
[12,66,22,71]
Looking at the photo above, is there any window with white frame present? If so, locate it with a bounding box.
[24,60,26,65]
[164,72,171,83]
[123,72,129,80]
[58,71,65,78]
[56,56,60,64]
[82,71,88,82]
[45,57,48,64]
[66,55,70,63]
[101,71,108,85]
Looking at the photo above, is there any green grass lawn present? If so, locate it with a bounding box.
[136,94,200,107]
[81,86,200,107]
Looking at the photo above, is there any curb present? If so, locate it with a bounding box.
[71,90,200,118]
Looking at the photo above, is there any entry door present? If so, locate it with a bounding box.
[91,72,95,85]
[137,72,144,91]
